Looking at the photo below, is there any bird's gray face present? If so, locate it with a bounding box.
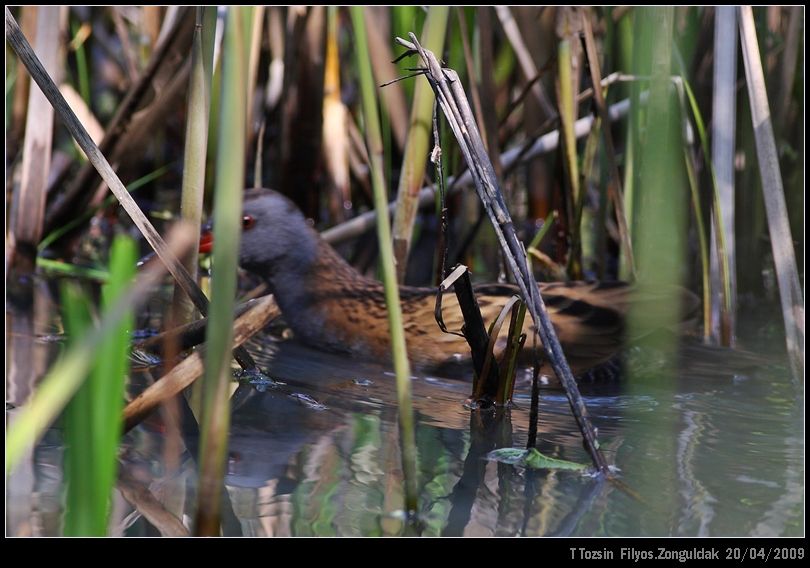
[237,188,319,279]
[200,188,319,281]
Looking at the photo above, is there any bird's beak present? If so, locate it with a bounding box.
[199,223,213,254]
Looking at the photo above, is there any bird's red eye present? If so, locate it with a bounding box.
[242,215,256,230]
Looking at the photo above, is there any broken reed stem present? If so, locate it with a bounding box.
[498,301,527,406]
[397,33,609,474]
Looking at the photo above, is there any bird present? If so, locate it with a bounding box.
[201,188,693,377]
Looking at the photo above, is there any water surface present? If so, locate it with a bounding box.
[8,320,804,537]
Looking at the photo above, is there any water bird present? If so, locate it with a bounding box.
[201,188,695,377]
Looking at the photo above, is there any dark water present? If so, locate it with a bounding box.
[7,325,804,537]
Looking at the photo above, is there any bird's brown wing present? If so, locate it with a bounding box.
[416,281,632,374]
[342,280,696,377]
[534,281,628,372]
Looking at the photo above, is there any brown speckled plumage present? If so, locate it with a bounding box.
[234,189,679,375]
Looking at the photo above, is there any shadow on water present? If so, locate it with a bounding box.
[10,322,804,537]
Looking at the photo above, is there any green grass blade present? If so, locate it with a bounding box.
[62,235,136,536]
[683,146,712,340]
[194,6,246,537]
[391,6,449,282]
[627,7,686,380]
[93,236,137,505]
[557,34,582,278]
[350,6,419,520]
[678,72,733,340]
[35,258,110,282]
[70,19,91,105]
[61,283,97,536]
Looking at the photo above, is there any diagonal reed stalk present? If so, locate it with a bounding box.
[494,6,556,120]
[4,7,258,372]
[43,7,193,235]
[738,6,804,383]
[122,296,279,432]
